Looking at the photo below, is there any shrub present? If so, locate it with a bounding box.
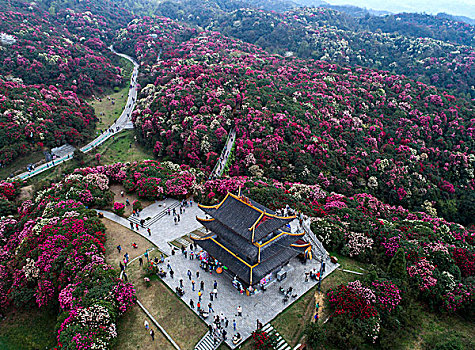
[113,202,125,216]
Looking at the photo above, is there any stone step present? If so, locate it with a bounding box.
[194,331,222,350]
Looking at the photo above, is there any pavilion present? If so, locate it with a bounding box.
[192,192,312,288]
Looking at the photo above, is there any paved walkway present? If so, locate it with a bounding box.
[101,201,338,349]
[209,128,236,179]
[15,46,139,180]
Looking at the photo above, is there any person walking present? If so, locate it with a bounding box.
[147,228,151,236]
[117,245,121,253]
[210,291,214,301]
[192,280,195,291]
[200,281,205,291]
[180,279,184,288]
[225,318,229,328]
[135,223,139,230]
[190,299,194,309]
[144,249,149,261]
[170,269,174,279]
[208,302,213,313]
[197,301,201,311]
[150,329,155,341]
[130,222,134,230]
[237,306,242,317]
[126,198,130,206]
[190,251,194,260]
[184,249,187,259]
[119,262,124,271]
[187,270,192,280]
[196,271,200,278]
[198,291,202,302]
[222,329,227,340]
[233,319,237,331]
[213,287,218,299]
[123,272,128,282]
[177,214,181,222]
[174,217,177,225]
[214,280,218,289]
[144,320,149,330]
[139,257,143,266]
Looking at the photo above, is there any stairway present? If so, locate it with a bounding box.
[194,331,222,350]
[261,323,292,350]
[128,201,181,228]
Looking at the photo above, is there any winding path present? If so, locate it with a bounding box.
[209,128,236,179]
[15,46,139,180]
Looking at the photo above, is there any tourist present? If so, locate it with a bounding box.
[190,299,194,309]
[139,257,143,266]
[126,198,130,206]
[177,214,181,222]
[130,222,134,230]
[184,249,187,259]
[233,319,237,331]
[196,271,200,278]
[208,303,213,313]
[174,217,177,225]
[124,253,129,263]
[167,263,171,270]
[140,219,145,227]
[147,228,151,236]
[192,280,195,291]
[213,288,218,298]
[180,207,182,215]
[144,320,149,330]
[237,306,242,317]
[214,280,218,289]
[167,208,171,215]
[123,272,128,282]
[150,329,155,341]
[117,245,121,253]
[119,262,124,271]
[200,281,204,291]
[135,223,139,230]
[173,208,176,216]
[170,269,174,279]
[225,318,229,328]
[132,242,137,249]
[144,250,149,261]
[180,279,184,288]
[197,301,201,311]
[190,251,194,260]
[187,270,192,280]
[222,329,227,340]
[198,291,202,302]
[210,291,213,301]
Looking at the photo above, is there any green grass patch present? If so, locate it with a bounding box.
[89,57,133,134]
[96,130,154,164]
[0,150,45,179]
[0,307,57,350]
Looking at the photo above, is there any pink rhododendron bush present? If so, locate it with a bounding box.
[117,16,474,226]
[0,179,135,348]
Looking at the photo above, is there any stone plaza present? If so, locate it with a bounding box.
[99,197,338,348]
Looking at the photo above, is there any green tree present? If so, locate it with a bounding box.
[387,248,408,286]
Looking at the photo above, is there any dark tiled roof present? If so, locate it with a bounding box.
[193,237,253,284]
[252,246,300,283]
[199,193,295,241]
[198,217,258,263]
[259,231,305,262]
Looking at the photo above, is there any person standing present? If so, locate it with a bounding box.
[150,329,155,341]
[190,251,194,260]
[147,228,151,236]
[170,269,174,279]
[174,217,177,225]
[117,245,121,253]
[190,299,194,309]
[208,302,213,313]
[144,320,149,330]
[196,271,200,278]
[213,280,218,289]
[184,249,187,259]
[135,223,139,230]
[192,280,195,291]
[187,270,192,280]
[233,319,237,331]
[180,279,184,288]
[139,257,143,266]
[119,262,124,271]
[130,222,134,230]
[210,291,214,301]
[213,287,218,299]
[198,291,202,302]
[200,280,205,291]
